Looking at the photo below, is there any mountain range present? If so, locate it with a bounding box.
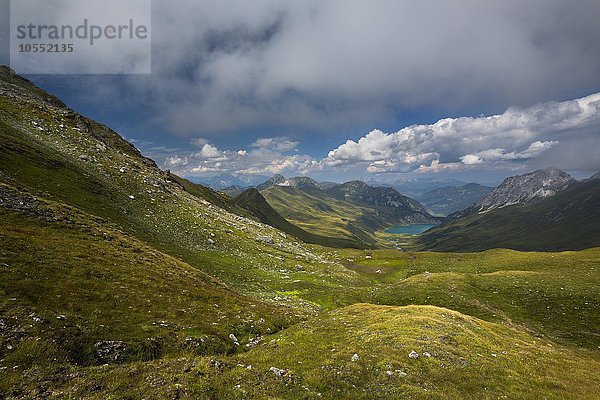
[195,173,271,190]
[251,175,439,247]
[1,66,599,398]
[417,168,600,251]
[219,166,599,252]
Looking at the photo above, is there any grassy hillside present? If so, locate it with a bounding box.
[261,185,383,246]
[0,184,302,396]
[12,304,600,399]
[227,304,600,399]
[0,67,369,310]
[167,172,253,218]
[338,248,600,349]
[415,180,600,252]
[1,67,599,399]
[233,188,367,248]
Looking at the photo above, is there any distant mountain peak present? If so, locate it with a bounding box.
[326,179,436,219]
[341,180,370,189]
[476,168,574,211]
[257,175,323,191]
[256,174,287,191]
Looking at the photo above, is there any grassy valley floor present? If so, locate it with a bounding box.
[1,191,599,398]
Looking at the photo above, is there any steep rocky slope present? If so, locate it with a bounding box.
[417,178,600,251]
[475,168,574,211]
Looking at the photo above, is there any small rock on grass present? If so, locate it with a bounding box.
[269,367,289,377]
[229,334,239,345]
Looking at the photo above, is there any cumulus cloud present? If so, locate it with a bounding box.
[154,92,600,179]
[460,155,483,165]
[196,144,222,159]
[465,141,558,163]
[158,136,314,178]
[239,154,317,175]
[164,155,189,167]
[150,91,600,180]
[324,93,600,174]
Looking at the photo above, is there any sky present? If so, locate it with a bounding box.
[2,0,600,185]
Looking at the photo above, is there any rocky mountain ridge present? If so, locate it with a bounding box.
[417,178,600,252]
[476,168,574,211]
[257,175,436,221]
[324,180,432,219]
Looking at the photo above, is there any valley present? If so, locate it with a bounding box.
[0,66,599,399]
[238,175,441,248]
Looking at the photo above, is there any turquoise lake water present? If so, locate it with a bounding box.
[385,224,438,235]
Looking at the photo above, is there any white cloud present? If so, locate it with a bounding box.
[239,154,317,175]
[164,156,189,167]
[197,144,223,159]
[325,93,600,173]
[461,155,483,165]
[467,141,559,163]
[418,160,464,173]
[150,93,600,179]
[160,137,315,178]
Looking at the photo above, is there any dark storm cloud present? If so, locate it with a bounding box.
[3,0,600,179]
[135,0,600,135]
[6,0,600,137]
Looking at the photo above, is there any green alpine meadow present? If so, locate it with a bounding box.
[2,1,600,399]
[1,64,599,399]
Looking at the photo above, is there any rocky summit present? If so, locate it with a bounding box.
[476,167,575,211]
